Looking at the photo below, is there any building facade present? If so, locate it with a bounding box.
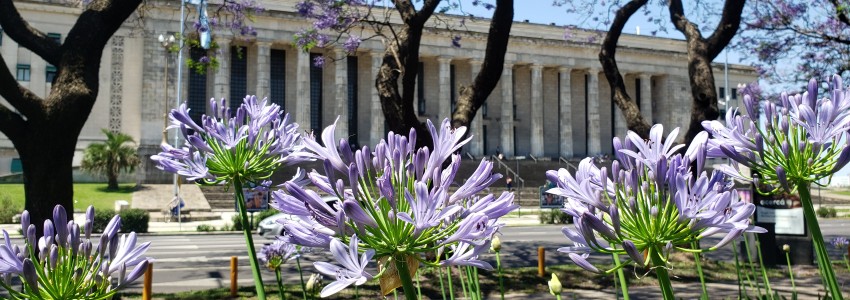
[0,0,757,182]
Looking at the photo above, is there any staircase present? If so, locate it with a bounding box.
[200,185,237,211]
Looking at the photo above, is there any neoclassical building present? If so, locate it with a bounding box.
[0,0,757,182]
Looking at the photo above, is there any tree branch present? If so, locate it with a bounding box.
[705,0,746,59]
[829,0,850,26]
[0,51,45,121]
[599,0,651,138]
[452,0,513,129]
[0,0,61,66]
[414,0,441,25]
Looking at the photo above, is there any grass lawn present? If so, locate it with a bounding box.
[0,183,135,213]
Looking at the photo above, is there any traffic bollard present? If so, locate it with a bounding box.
[142,262,153,300]
[231,256,238,297]
[538,247,545,277]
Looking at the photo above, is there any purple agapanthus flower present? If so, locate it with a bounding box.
[274,118,516,296]
[260,238,300,270]
[152,95,308,186]
[703,75,850,193]
[313,235,374,297]
[832,237,849,249]
[549,125,764,275]
[0,205,152,297]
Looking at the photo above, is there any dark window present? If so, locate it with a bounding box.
[47,33,61,45]
[483,125,488,155]
[347,56,358,141]
[230,46,247,111]
[309,53,323,132]
[10,158,21,174]
[0,28,3,46]
[450,64,456,113]
[188,47,208,125]
[16,64,30,81]
[45,65,57,83]
[718,87,726,99]
[270,49,286,109]
[482,102,488,118]
[417,62,425,116]
[635,78,641,109]
[731,88,738,100]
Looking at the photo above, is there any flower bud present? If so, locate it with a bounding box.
[20,211,29,236]
[782,244,791,252]
[548,273,562,296]
[491,235,502,252]
[306,273,322,292]
[22,259,38,294]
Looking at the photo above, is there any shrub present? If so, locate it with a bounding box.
[119,209,149,233]
[817,206,838,218]
[0,193,20,224]
[92,209,116,233]
[539,209,571,224]
[196,224,216,232]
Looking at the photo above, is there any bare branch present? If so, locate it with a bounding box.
[0,0,61,66]
[0,52,45,121]
[705,0,746,59]
[599,0,651,138]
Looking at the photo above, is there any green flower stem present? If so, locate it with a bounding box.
[798,183,844,300]
[446,266,455,300]
[845,254,850,275]
[275,268,287,300]
[416,268,422,299]
[785,251,796,294]
[742,234,763,296]
[731,239,748,299]
[458,266,468,300]
[754,234,774,299]
[495,251,505,300]
[438,266,447,300]
[555,295,562,300]
[394,255,418,300]
[691,241,708,300]
[233,179,266,300]
[295,256,308,300]
[611,252,630,300]
[649,248,675,300]
[471,267,482,300]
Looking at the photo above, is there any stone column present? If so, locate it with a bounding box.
[530,64,544,157]
[255,42,271,99]
[469,60,484,156]
[438,56,452,120]
[587,69,601,155]
[295,49,311,129]
[639,73,653,124]
[213,38,231,105]
[559,67,573,158]
[370,51,385,146]
[500,63,514,157]
[334,49,349,140]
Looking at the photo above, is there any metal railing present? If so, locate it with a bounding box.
[559,156,577,172]
[465,152,475,161]
[528,154,538,162]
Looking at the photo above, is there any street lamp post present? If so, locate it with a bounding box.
[158,34,175,144]
[158,34,182,230]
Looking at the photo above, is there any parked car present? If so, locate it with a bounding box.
[257,196,337,239]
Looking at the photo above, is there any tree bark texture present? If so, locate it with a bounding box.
[451,0,513,131]
[598,0,651,139]
[669,0,745,146]
[0,0,142,235]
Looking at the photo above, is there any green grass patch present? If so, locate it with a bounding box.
[0,183,135,214]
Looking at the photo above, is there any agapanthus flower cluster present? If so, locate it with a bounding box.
[273,118,517,297]
[702,75,850,193]
[0,205,151,299]
[832,237,849,250]
[259,238,300,270]
[152,95,307,186]
[549,125,764,274]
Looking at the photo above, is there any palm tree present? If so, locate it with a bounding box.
[81,129,140,190]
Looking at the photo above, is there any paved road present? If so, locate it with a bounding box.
[4,220,847,296]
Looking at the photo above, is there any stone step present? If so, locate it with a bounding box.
[150,211,221,222]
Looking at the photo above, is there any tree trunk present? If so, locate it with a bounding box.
[599,0,651,139]
[682,41,719,145]
[18,126,77,237]
[107,172,119,191]
[451,0,513,132]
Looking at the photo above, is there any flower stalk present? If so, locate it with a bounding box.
[394,255,417,300]
[234,178,266,300]
[649,247,675,300]
[799,183,842,299]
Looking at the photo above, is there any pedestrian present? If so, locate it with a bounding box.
[506,176,513,191]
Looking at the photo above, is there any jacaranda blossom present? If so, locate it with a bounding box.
[548,125,764,276]
[274,118,517,296]
[0,205,151,299]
